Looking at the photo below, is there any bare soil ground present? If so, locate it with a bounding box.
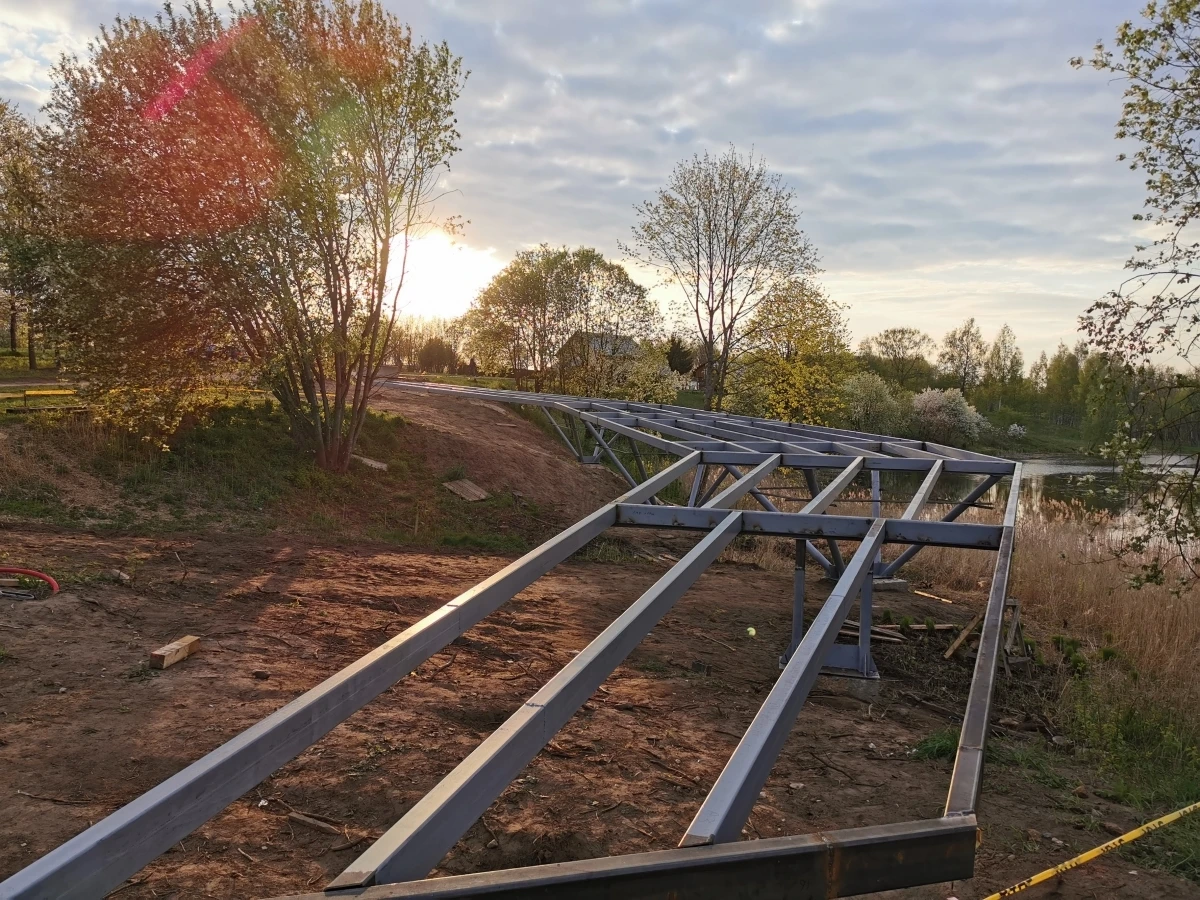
[0,526,1195,900]
[367,387,625,524]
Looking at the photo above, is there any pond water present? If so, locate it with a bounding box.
[868,457,1167,519]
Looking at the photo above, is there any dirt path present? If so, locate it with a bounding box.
[0,529,1194,899]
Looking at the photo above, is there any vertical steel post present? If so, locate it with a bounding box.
[687,464,707,507]
[858,572,873,675]
[871,469,882,576]
[780,539,807,667]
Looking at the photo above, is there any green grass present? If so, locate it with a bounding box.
[674,389,705,409]
[911,727,958,760]
[0,354,58,382]
[424,373,518,390]
[1054,672,1200,882]
[1,398,555,550]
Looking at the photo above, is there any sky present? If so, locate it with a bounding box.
[0,0,1151,362]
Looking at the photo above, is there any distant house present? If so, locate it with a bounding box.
[557,330,639,368]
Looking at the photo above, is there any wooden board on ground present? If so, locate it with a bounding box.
[150,635,201,669]
[943,611,984,659]
[443,479,490,502]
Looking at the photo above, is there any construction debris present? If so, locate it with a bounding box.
[150,635,201,669]
[443,478,490,502]
[943,611,985,659]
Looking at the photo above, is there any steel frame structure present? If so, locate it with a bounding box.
[2,383,1021,900]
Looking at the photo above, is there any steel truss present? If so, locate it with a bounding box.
[2,383,1021,900]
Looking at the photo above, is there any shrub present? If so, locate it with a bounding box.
[839,372,904,434]
[910,388,986,446]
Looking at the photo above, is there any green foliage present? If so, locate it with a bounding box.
[911,728,958,760]
[839,372,903,434]
[910,388,986,446]
[725,280,853,424]
[938,318,988,392]
[858,327,934,389]
[461,245,658,394]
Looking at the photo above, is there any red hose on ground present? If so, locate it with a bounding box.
[0,567,59,593]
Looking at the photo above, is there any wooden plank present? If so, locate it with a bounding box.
[942,611,984,660]
[149,635,201,669]
[443,478,490,502]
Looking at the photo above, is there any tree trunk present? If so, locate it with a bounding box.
[8,307,15,355]
[26,311,36,370]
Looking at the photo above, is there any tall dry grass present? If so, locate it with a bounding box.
[912,499,1200,725]
[721,483,1200,730]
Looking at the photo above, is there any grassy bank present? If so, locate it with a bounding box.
[0,399,549,552]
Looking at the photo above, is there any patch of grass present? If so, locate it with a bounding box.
[0,646,9,662]
[989,742,1073,790]
[125,661,158,681]
[0,354,58,382]
[440,531,528,552]
[572,535,643,564]
[633,658,671,676]
[911,727,958,760]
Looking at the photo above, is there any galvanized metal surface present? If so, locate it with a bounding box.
[3,382,1021,900]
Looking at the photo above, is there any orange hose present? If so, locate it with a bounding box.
[0,567,59,593]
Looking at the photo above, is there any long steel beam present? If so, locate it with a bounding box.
[880,473,1003,576]
[0,457,701,900]
[331,511,746,888]
[945,463,1022,816]
[273,817,977,900]
[612,505,1004,548]
[703,455,780,509]
[680,519,889,846]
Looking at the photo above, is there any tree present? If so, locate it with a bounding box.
[417,337,457,373]
[980,324,1024,409]
[938,318,988,393]
[45,0,465,468]
[461,246,657,394]
[1044,342,1082,426]
[1028,350,1049,393]
[839,372,903,434]
[726,279,853,425]
[0,101,48,367]
[615,343,685,404]
[861,326,934,388]
[665,333,694,376]
[623,145,819,410]
[910,388,986,446]
[1074,2,1200,584]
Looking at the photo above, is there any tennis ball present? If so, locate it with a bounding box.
[747,627,757,638]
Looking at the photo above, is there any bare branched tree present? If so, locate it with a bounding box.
[622,146,818,410]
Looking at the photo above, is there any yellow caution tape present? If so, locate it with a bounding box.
[983,799,1200,899]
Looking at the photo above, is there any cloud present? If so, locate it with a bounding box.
[0,0,1148,359]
